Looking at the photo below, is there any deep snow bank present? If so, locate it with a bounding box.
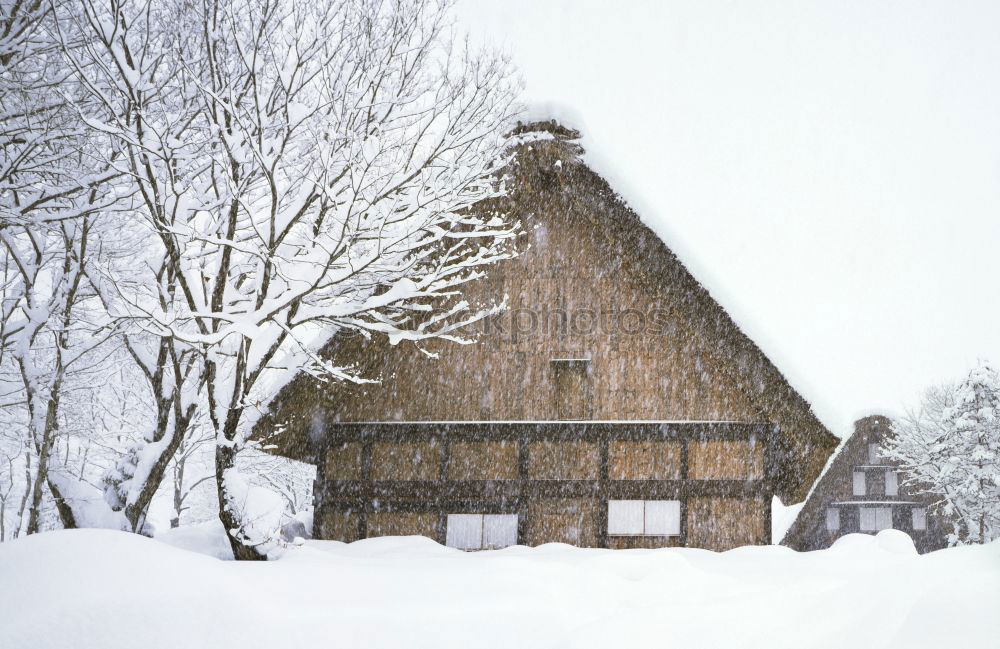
[155,520,235,560]
[1,529,998,649]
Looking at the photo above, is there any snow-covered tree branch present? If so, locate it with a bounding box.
[883,364,1000,545]
[0,0,127,534]
[61,0,521,558]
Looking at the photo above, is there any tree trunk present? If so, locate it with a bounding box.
[27,376,76,532]
[25,449,48,534]
[26,403,62,531]
[215,443,265,561]
[171,456,185,528]
[47,476,78,530]
[123,410,192,533]
[15,453,31,538]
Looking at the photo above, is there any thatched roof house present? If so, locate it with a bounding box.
[256,120,839,551]
[782,415,950,553]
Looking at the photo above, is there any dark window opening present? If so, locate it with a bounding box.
[550,358,593,420]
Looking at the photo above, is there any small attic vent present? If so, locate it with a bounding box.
[550,358,592,420]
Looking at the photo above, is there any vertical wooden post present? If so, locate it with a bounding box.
[597,434,609,548]
[680,433,690,546]
[517,430,530,544]
[359,437,372,539]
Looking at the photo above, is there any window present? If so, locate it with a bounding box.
[483,514,519,548]
[607,500,643,535]
[859,508,874,531]
[876,507,893,530]
[860,507,893,532]
[912,507,927,531]
[868,443,880,464]
[446,514,518,550]
[550,358,593,420]
[644,500,681,536]
[853,471,866,496]
[607,500,681,536]
[446,514,482,549]
[885,470,898,497]
[826,507,840,531]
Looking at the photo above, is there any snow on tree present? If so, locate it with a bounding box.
[0,0,129,534]
[92,234,205,533]
[61,0,521,558]
[165,422,216,529]
[883,363,1000,545]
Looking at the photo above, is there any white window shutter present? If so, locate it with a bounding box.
[875,507,893,531]
[853,471,866,496]
[912,508,927,531]
[446,514,483,550]
[860,507,876,531]
[607,500,644,535]
[483,514,518,549]
[868,443,879,464]
[885,471,898,497]
[644,501,681,536]
[826,507,840,531]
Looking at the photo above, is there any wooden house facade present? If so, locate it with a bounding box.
[781,415,951,553]
[313,421,775,550]
[257,121,840,552]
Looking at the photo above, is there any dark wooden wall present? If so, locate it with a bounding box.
[314,422,774,552]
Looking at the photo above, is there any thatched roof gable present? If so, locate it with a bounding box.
[256,120,838,503]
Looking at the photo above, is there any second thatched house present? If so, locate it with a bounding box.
[782,415,951,553]
[256,120,840,552]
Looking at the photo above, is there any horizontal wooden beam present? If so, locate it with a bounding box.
[313,421,774,446]
[318,478,768,506]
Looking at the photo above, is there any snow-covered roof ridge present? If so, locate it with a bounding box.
[520,100,589,134]
[508,118,583,158]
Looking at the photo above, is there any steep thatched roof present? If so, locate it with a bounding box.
[255,120,838,503]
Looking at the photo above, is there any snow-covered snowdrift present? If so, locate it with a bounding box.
[1,529,997,649]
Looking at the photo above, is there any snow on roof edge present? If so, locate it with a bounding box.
[521,100,589,134]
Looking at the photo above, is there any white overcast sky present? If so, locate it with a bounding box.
[457,0,1000,437]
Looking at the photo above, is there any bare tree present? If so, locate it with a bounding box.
[0,0,204,534]
[97,328,203,532]
[65,0,521,558]
[0,0,143,534]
